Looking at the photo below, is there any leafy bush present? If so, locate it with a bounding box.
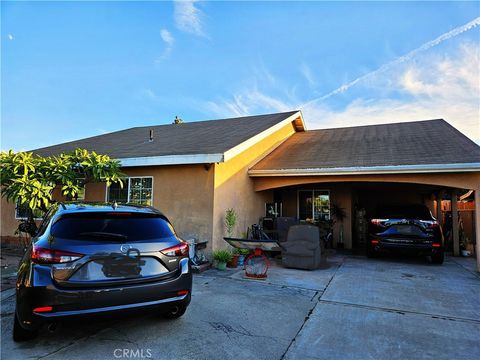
[225,208,237,237]
[212,249,233,263]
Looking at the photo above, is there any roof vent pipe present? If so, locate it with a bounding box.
[149,129,154,142]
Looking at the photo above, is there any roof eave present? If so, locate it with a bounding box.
[223,111,305,162]
[118,153,224,167]
[248,163,480,176]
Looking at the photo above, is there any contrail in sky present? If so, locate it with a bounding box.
[301,17,480,106]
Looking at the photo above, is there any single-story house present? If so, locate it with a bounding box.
[2,110,479,260]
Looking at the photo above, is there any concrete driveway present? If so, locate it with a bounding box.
[1,254,479,360]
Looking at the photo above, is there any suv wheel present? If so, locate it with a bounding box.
[431,251,444,265]
[366,247,378,258]
[162,304,187,319]
[13,312,38,342]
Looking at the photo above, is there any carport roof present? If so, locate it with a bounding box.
[250,119,480,175]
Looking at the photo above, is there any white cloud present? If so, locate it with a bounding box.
[7,34,13,40]
[302,42,480,142]
[300,62,316,87]
[174,0,206,37]
[202,41,479,143]
[159,29,175,59]
[303,16,480,104]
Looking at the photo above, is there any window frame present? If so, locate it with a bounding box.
[296,189,330,222]
[105,176,154,205]
[15,198,44,220]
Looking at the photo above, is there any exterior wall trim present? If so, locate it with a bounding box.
[249,163,480,177]
[118,154,224,167]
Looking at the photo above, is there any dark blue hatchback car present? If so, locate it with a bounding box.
[14,202,192,341]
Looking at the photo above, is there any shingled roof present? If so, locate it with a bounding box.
[250,119,480,175]
[34,111,303,166]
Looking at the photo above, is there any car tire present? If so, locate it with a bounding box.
[13,312,38,342]
[366,247,378,258]
[431,252,444,265]
[162,304,187,319]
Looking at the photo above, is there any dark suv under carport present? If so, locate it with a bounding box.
[367,204,444,264]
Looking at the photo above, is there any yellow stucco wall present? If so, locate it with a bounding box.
[211,121,297,250]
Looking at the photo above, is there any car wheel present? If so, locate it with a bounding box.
[13,312,38,342]
[366,247,378,258]
[162,304,187,319]
[431,251,444,265]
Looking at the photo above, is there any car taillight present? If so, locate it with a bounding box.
[371,239,380,244]
[33,306,53,313]
[31,246,84,264]
[371,219,387,226]
[432,243,441,247]
[420,220,439,229]
[161,242,189,257]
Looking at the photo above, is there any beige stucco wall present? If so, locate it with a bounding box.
[1,165,215,246]
[1,182,104,241]
[211,122,297,250]
[1,197,19,241]
[119,165,215,244]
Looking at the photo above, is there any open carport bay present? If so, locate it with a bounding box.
[1,254,479,360]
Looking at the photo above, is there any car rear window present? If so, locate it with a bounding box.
[376,205,432,220]
[51,213,176,241]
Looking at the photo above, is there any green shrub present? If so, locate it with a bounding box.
[212,249,233,263]
[234,248,250,256]
[225,208,237,237]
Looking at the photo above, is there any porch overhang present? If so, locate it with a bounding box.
[249,171,480,192]
[248,163,480,177]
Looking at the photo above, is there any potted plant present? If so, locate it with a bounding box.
[227,250,239,268]
[225,208,237,238]
[331,203,347,249]
[212,249,232,270]
[236,248,250,267]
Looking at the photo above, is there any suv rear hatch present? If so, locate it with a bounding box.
[370,205,439,245]
[42,212,188,287]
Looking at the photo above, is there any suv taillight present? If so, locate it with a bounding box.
[420,220,439,229]
[31,246,84,264]
[371,219,387,226]
[161,242,189,257]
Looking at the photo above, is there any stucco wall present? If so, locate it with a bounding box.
[1,165,215,246]
[211,122,297,250]
[1,183,101,241]
[120,165,215,244]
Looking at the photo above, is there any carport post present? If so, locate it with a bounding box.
[452,191,460,257]
[476,190,480,272]
[436,191,444,225]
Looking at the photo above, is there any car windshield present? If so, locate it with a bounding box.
[51,212,175,241]
[375,205,432,220]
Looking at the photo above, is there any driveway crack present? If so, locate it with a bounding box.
[280,257,345,359]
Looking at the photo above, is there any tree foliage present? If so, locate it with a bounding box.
[0,149,125,219]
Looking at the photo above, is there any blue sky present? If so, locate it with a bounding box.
[2,1,479,151]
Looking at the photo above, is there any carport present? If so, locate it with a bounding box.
[248,119,480,270]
